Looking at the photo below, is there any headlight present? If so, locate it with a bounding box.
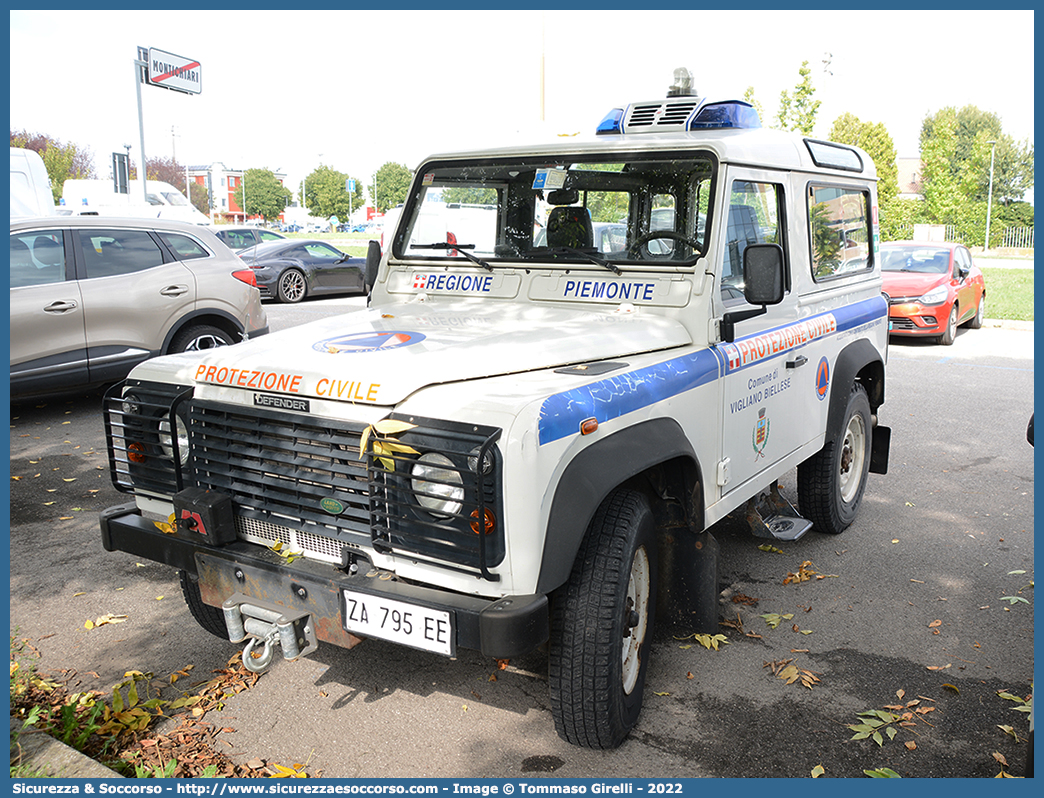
[158,413,190,466]
[919,285,948,305]
[411,453,464,516]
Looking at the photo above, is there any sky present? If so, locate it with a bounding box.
[9,8,1036,207]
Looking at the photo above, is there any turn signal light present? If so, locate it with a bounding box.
[580,417,599,436]
[470,507,496,535]
[128,441,147,464]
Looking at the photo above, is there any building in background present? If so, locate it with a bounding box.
[187,162,287,224]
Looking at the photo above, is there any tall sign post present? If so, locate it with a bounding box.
[134,46,202,207]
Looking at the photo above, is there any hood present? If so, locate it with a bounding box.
[881,271,947,299]
[182,301,692,405]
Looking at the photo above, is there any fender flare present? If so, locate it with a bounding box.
[824,338,885,443]
[160,309,247,354]
[535,417,701,595]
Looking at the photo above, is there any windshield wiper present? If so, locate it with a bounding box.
[546,246,622,275]
[412,242,493,272]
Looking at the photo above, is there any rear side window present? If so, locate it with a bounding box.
[79,229,166,279]
[808,185,872,280]
[158,232,210,261]
[10,231,66,288]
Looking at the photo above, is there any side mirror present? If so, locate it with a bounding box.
[720,244,786,343]
[364,240,381,293]
[743,244,785,305]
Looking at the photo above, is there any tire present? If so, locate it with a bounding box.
[277,268,307,303]
[938,305,958,345]
[967,293,985,329]
[168,324,236,354]
[798,383,872,535]
[178,570,229,639]
[549,489,658,749]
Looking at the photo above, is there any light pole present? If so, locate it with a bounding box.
[984,140,997,251]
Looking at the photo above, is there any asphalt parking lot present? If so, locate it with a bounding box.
[8,308,1034,778]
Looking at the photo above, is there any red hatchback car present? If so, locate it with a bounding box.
[880,241,986,345]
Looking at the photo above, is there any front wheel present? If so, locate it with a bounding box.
[549,489,658,749]
[277,268,307,303]
[179,571,229,639]
[938,305,958,345]
[798,383,872,535]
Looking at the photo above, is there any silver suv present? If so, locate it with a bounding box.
[10,216,268,399]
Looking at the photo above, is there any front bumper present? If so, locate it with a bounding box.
[887,302,948,336]
[100,503,548,659]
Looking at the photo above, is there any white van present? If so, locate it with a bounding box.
[61,179,210,225]
[10,147,56,218]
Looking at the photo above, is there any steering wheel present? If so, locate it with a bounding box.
[628,230,699,258]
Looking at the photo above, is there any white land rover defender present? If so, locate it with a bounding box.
[101,71,890,749]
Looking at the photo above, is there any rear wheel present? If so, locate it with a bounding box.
[178,571,228,639]
[549,489,658,749]
[938,305,958,345]
[277,269,307,303]
[168,324,235,354]
[798,383,872,535]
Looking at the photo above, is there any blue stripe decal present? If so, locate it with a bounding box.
[538,350,721,445]
[536,296,886,446]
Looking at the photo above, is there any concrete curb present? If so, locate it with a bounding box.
[11,720,124,779]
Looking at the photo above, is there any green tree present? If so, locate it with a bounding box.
[301,165,364,222]
[920,105,1033,204]
[234,168,293,222]
[775,61,820,134]
[370,162,412,214]
[919,108,963,227]
[742,87,766,126]
[11,129,95,202]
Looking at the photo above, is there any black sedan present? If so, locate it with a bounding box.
[239,239,365,303]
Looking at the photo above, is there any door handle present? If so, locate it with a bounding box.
[44,300,78,313]
[786,355,808,369]
[160,285,189,297]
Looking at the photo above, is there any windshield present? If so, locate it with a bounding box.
[880,246,952,274]
[396,153,714,266]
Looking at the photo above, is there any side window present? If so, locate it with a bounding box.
[10,231,66,288]
[955,247,970,277]
[259,230,283,242]
[721,181,783,303]
[79,229,166,279]
[808,185,872,279]
[157,232,210,261]
[303,242,342,259]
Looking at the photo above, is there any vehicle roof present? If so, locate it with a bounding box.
[419,126,877,180]
[10,215,215,233]
[210,225,285,234]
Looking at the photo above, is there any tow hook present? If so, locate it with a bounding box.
[222,593,318,674]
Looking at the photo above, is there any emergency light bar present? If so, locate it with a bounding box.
[597,68,761,135]
[596,99,761,135]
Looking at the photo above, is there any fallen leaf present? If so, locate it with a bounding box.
[926,664,951,671]
[992,752,1008,767]
[928,620,942,628]
[653,691,670,696]
[811,765,825,778]
[942,683,960,694]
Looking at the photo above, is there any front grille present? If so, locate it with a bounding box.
[105,389,505,578]
[626,100,699,131]
[189,401,372,555]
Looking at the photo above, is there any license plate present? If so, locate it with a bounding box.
[342,590,453,656]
